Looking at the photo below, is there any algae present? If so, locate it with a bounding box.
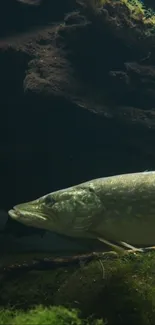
[53,252,155,324]
[0,306,104,324]
[1,251,155,324]
[81,0,155,35]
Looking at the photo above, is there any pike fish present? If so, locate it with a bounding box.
[8,171,155,253]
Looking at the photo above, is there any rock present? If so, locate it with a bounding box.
[0,0,76,37]
[64,11,87,25]
[1,252,155,325]
[17,0,42,5]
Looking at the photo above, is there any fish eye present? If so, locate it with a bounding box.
[44,195,56,207]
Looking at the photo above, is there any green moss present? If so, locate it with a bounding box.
[54,252,155,324]
[121,0,155,25]
[84,0,155,32]
[0,267,70,309]
[0,306,104,325]
[2,252,155,324]
[0,309,16,325]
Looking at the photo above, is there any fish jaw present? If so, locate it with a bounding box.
[8,199,55,230]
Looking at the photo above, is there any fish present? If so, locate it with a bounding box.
[8,171,155,254]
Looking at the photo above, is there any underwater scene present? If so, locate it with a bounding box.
[2,0,155,324]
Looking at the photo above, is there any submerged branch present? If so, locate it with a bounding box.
[0,251,118,279]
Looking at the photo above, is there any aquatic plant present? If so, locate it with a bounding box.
[81,0,155,32]
[0,306,104,325]
[1,252,155,324]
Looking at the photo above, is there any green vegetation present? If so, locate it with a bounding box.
[1,252,155,324]
[0,306,104,325]
[54,252,155,325]
[83,0,155,30]
[121,0,155,23]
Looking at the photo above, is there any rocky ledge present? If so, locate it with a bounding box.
[1,0,155,212]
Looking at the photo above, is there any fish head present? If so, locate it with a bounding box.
[8,186,102,235]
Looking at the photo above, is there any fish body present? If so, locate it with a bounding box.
[8,171,155,249]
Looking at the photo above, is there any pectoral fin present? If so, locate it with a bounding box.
[97,237,125,254]
[119,241,143,252]
[97,238,144,254]
[119,242,155,253]
[98,238,155,254]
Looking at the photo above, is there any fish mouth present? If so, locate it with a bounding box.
[8,203,58,231]
[8,207,21,219]
[8,206,47,220]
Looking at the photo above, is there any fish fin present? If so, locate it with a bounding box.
[119,241,142,251]
[97,237,125,254]
[98,238,155,255]
[118,242,155,253]
[139,246,155,252]
[120,242,155,253]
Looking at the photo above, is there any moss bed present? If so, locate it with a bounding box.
[1,251,155,324]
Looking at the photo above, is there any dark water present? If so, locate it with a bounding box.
[1,92,155,255]
[2,95,155,211]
